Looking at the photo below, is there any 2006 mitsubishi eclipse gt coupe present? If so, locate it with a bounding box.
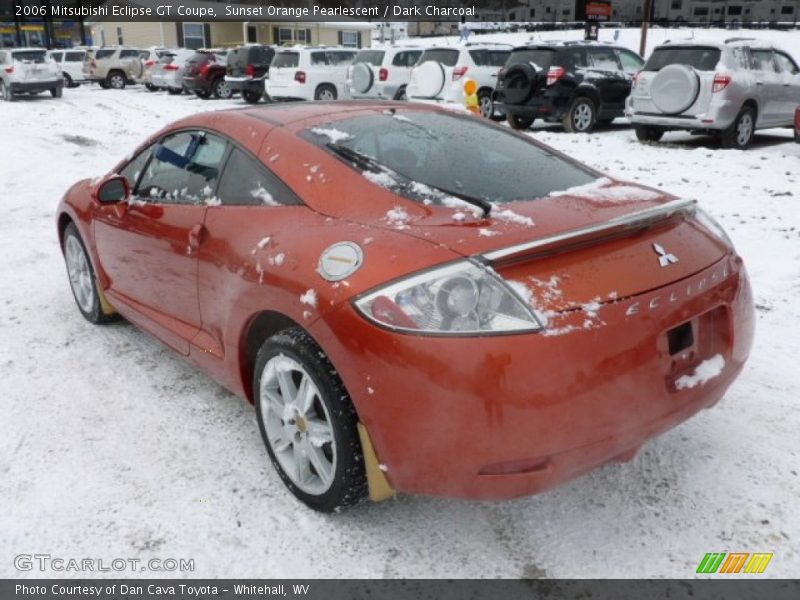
[57,102,754,512]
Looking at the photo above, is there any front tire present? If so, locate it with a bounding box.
[507,112,534,130]
[634,125,665,143]
[254,328,367,512]
[478,90,494,119]
[62,223,115,324]
[194,89,211,99]
[167,87,182,95]
[721,106,755,150]
[563,96,597,133]
[0,80,13,102]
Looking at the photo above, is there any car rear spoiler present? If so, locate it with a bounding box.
[479,198,697,265]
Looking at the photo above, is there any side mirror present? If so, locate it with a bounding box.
[96,176,130,204]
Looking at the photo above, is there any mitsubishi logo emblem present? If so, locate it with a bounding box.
[653,243,679,267]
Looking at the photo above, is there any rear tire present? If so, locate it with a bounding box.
[106,71,126,90]
[145,83,158,92]
[194,89,210,99]
[254,327,368,512]
[242,89,262,104]
[507,112,534,130]
[212,78,232,99]
[62,73,74,88]
[314,84,337,101]
[478,90,494,119]
[394,86,408,101]
[634,125,665,143]
[167,87,182,95]
[563,96,596,133]
[51,86,63,98]
[62,223,116,325]
[721,106,755,150]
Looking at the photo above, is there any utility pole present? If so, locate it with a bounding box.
[639,0,653,57]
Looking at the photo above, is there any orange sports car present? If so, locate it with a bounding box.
[56,102,754,512]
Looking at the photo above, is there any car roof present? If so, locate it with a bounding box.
[511,41,629,51]
[9,47,49,52]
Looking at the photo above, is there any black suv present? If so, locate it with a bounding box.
[494,42,644,133]
[225,45,276,104]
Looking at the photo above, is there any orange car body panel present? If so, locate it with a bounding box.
[56,102,755,499]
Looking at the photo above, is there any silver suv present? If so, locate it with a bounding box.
[627,39,800,149]
[0,48,62,101]
[84,47,144,89]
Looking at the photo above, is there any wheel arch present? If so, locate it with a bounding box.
[741,98,759,123]
[57,212,74,251]
[573,84,601,107]
[239,310,305,403]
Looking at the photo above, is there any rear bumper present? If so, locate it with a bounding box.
[310,256,754,500]
[626,96,739,131]
[183,76,212,93]
[265,80,311,101]
[225,76,264,94]
[9,79,62,93]
[494,91,569,122]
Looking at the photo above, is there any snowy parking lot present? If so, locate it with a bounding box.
[1,72,798,578]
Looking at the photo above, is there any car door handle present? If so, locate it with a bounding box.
[188,224,207,251]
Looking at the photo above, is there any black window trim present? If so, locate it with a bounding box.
[120,126,303,207]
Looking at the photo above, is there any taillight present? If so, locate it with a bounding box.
[163,64,179,71]
[795,108,800,129]
[379,67,388,82]
[712,73,732,93]
[91,59,97,68]
[145,60,155,68]
[4,66,13,74]
[245,63,256,78]
[294,70,306,84]
[452,66,468,81]
[546,66,566,86]
[198,63,211,77]
[631,70,642,89]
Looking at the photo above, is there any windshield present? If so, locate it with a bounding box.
[354,50,385,66]
[644,46,722,71]
[507,48,556,69]
[417,49,459,67]
[304,112,595,205]
[272,52,299,68]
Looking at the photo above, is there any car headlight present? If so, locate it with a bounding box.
[354,260,544,336]
[695,207,734,248]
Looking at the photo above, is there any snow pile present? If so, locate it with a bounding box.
[384,206,411,229]
[311,127,352,144]
[363,170,397,188]
[493,208,534,227]
[675,354,726,390]
[550,177,662,203]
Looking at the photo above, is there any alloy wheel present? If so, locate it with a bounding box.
[318,89,335,101]
[65,235,95,314]
[573,101,593,131]
[259,355,337,496]
[110,74,124,89]
[479,95,493,119]
[216,80,231,99]
[736,113,753,148]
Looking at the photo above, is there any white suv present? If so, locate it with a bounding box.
[265,47,358,101]
[407,43,511,118]
[49,48,87,88]
[0,48,62,101]
[627,39,800,149]
[346,46,422,101]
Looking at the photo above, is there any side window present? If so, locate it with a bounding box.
[588,48,621,70]
[561,48,587,69]
[119,49,140,59]
[393,51,421,67]
[120,143,155,189]
[328,51,355,65]
[217,148,300,206]
[469,50,486,66]
[136,131,228,205]
[732,47,751,70]
[617,49,644,73]
[775,52,799,75]
[751,50,778,73]
[65,52,84,62]
[310,52,328,66]
[51,52,63,62]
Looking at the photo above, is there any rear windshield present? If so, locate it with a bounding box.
[304,112,594,205]
[12,50,47,63]
[354,50,385,67]
[272,52,299,68]
[418,49,459,67]
[469,49,510,67]
[507,48,556,69]
[94,49,115,60]
[644,46,722,71]
[229,46,273,65]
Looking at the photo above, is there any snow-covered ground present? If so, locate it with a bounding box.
[1,41,799,579]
